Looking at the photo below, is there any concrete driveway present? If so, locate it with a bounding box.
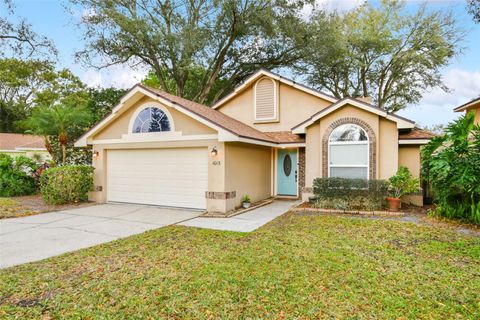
[0,204,201,269]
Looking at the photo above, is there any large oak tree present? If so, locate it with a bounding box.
[0,0,56,58]
[72,0,310,104]
[298,0,463,112]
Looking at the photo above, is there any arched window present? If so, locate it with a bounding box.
[132,107,171,133]
[328,124,369,179]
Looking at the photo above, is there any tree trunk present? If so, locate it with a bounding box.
[61,143,66,165]
[44,136,56,165]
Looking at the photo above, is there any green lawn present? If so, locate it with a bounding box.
[1,213,479,319]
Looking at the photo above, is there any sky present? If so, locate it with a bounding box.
[4,0,480,127]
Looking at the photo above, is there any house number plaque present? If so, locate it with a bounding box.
[212,161,221,165]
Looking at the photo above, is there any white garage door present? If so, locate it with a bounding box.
[107,148,208,209]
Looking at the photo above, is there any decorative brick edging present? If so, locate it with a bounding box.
[291,204,404,216]
[322,117,376,179]
[201,199,274,218]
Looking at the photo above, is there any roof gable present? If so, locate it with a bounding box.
[454,96,480,112]
[212,69,338,110]
[292,97,415,134]
[75,84,304,147]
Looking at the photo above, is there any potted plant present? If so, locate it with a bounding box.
[386,166,420,211]
[242,195,251,209]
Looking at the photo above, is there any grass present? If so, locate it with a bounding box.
[0,198,38,219]
[1,213,479,319]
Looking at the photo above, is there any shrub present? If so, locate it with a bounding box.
[0,154,39,197]
[388,166,419,198]
[40,165,94,204]
[313,177,389,211]
[422,112,480,224]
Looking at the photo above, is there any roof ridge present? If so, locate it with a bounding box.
[138,84,279,143]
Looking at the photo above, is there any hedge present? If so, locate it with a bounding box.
[313,177,389,211]
[40,165,94,205]
[0,154,38,197]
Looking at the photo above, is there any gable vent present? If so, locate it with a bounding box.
[255,78,276,120]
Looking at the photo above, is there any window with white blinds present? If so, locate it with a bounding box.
[328,124,369,180]
[254,78,276,120]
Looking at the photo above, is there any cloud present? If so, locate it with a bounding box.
[301,0,364,19]
[397,68,480,127]
[80,65,149,89]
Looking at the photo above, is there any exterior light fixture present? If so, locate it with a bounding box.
[93,151,100,158]
[211,147,218,157]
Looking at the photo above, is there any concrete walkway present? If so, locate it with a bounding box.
[179,200,298,232]
[0,204,201,269]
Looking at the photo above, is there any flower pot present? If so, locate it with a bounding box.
[386,197,401,211]
[242,202,251,209]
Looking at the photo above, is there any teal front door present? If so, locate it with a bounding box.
[277,149,297,196]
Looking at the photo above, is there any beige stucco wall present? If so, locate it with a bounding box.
[378,118,398,179]
[305,122,321,190]
[225,142,272,208]
[475,108,480,125]
[398,145,423,206]
[217,80,332,132]
[93,96,216,140]
[398,146,421,179]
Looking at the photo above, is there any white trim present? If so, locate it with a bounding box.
[399,139,431,145]
[0,149,25,153]
[292,98,415,134]
[127,102,175,133]
[212,69,337,110]
[329,164,368,168]
[328,124,369,180]
[233,136,305,148]
[453,97,480,112]
[329,141,368,145]
[277,142,305,148]
[15,147,47,151]
[385,115,416,129]
[254,77,277,122]
[92,134,218,145]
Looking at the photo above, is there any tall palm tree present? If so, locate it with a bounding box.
[20,103,92,164]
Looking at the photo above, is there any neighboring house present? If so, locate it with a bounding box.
[454,96,480,124]
[0,133,50,163]
[75,69,433,214]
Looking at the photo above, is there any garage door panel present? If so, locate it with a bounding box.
[107,148,208,209]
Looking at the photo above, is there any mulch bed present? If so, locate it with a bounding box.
[201,198,274,218]
[292,201,405,216]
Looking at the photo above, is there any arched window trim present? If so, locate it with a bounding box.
[128,102,175,134]
[328,123,369,180]
[254,77,277,121]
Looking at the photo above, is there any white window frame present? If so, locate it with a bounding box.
[328,125,369,180]
[254,77,277,121]
[128,102,175,134]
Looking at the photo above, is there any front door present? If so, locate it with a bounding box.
[277,149,297,196]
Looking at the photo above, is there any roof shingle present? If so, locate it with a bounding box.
[140,85,280,143]
[399,128,436,140]
[0,133,45,150]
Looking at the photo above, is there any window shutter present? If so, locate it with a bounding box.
[255,78,276,120]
